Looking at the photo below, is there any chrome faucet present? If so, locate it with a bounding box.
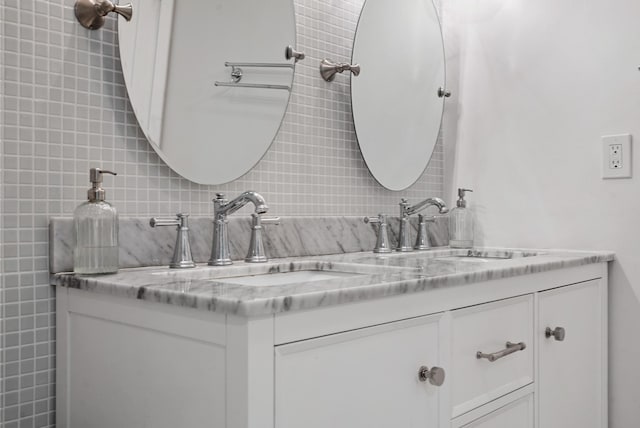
[209,191,269,266]
[397,197,448,252]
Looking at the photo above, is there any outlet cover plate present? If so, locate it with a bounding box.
[602,134,632,179]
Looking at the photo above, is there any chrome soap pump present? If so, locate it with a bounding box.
[449,188,474,249]
[73,168,119,274]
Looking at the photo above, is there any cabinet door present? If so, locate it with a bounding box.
[538,279,606,428]
[275,314,445,428]
[459,393,534,428]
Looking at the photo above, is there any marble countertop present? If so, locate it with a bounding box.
[52,248,614,317]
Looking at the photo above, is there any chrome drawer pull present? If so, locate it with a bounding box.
[545,326,566,341]
[476,341,526,362]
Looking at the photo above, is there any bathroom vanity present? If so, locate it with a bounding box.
[53,248,611,428]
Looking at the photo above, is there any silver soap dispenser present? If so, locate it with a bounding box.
[449,188,474,249]
[73,168,119,274]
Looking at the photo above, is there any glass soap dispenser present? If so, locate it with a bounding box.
[449,188,474,249]
[74,168,119,274]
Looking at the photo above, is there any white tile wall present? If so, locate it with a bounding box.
[0,0,444,426]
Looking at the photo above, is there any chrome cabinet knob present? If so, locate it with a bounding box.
[545,326,566,341]
[418,365,445,387]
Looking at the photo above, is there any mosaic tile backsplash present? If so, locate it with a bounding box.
[1,0,444,426]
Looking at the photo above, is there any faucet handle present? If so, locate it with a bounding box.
[150,214,196,269]
[364,214,392,253]
[260,216,281,225]
[399,198,412,218]
[363,214,383,225]
[245,214,280,263]
[414,214,436,251]
[213,193,229,214]
[150,213,184,228]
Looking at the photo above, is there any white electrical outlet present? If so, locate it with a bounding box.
[609,144,622,169]
[602,134,632,179]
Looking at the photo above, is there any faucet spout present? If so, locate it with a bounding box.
[215,191,268,218]
[406,197,448,216]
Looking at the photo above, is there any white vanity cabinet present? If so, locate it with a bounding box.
[448,277,607,428]
[55,261,608,428]
[275,313,446,428]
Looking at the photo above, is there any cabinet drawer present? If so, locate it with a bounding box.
[451,295,534,417]
[458,393,534,428]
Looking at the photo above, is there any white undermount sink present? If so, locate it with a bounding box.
[151,250,545,286]
[217,270,363,286]
[433,250,544,263]
[153,260,407,286]
[349,249,546,268]
[434,256,511,263]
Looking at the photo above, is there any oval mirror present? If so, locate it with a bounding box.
[118,0,296,184]
[351,0,445,191]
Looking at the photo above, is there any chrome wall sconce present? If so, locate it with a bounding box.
[75,0,133,30]
[320,59,361,82]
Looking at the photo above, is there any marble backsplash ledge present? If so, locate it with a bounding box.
[49,216,449,273]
